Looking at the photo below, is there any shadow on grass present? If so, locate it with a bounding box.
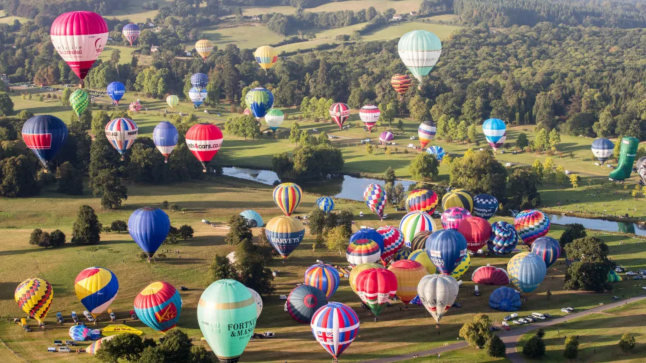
[0,282,21,300]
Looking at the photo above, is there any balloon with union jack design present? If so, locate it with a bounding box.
[134,281,182,333]
[363,183,387,219]
[185,123,223,172]
[22,115,68,168]
[273,182,302,216]
[105,118,138,159]
[359,105,380,131]
[14,277,54,324]
[376,226,404,265]
[304,263,340,299]
[329,102,350,129]
[122,23,140,46]
[75,267,119,318]
[153,121,178,163]
[310,302,360,360]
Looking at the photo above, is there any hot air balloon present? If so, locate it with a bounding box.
[441,207,471,230]
[349,263,384,294]
[410,230,432,251]
[247,288,263,318]
[376,226,404,265]
[191,73,208,91]
[51,11,108,86]
[489,287,521,312]
[364,183,387,219]
[425,229,468,275]
[507,252,547,293]
[637,156,646,185]
[69,325,91,341]
[488,221,519,255]
[70,89,89,116]
[195,39,214,60]
[391,74,411,97]
[273,183,302,216]
[347,239,381,266]
[128,207,171,260]
[591,138,614,164]
[350,228,385,253]
[355,268,398,319]
[408,249,436,274]
[86,336,115,354]
[607,270,622,283]
[189,87,207,108]
[418,121,436,148]
[198,280,256,363]
[254,45,278,70]
[451,254,470,280]
[359,105,380,131]
[75,267,119,318]
[14,278,53,324]
[388,260,427,305]
[417,274,459,325]
[287,285,328,323]
[610,136,639,181]
[186,123,223,172]
[107,82,126,105]
[122,23,140,46]
[393,246,412,261]
[105,118,138,159]
[304,263,340,299]
[240,210,263,227]
[471,265,509,286]
[531,236,561,268]
[245,87,274,119]
[166,95,179,109]
[379,131,394,145]
[399,211,436,246]
[426,146,445,161]
[329,102,350,129]
[442,189,473,212]
[456,216,492,253]
[243,108,252,116]
[472,194,499,220]
[134,281,182,332]
[311,303,360,361]
[265,109,284,131]
[22,115,68,168]
[316,197,335,214]
[514,210,550,247]
[406,189,438,213]
[265,216,305,259]
[482,118,507,150]
[153,121,178,163]
[398,30,442,85]
[129,101,141,112]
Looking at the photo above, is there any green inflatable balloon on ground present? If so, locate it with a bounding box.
[198,279,257,363]
[609,137,639,181]
[70,89,90,116]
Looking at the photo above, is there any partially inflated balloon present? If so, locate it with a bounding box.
[417,274,459,324]
[245,88,274,119]
[22,115,68,168]
[69,325,91,341]
[129,101,141,112]
[379,131,394,145]
[418,121,436,148]
[329,102,350,129]
[391,74,411,95]
[107,82,125,104]
[376,226,404,265]
[349,263,384,294]
[482,118,507,150]
[304,263,340,299]
[507,252,547,293]
[287,285,327,323]
[273,183,302,216]
[153,121,178,163]
[264,108,284,130]
[406,189,438,213]
[531,236,561,268]
[408,249,436,274]
[425,230,468,275]
[442,189,473,212]
[70,89,89,116]
[75,267,119,318]
[128,207,171,259]
[514,210,550,247]
[134,281,182,332]
[398,30,442,84]
[488,221,519,255]
[364,183,387,219]
[311,303,359,360]
[441,207,471,230]
[122,23,140,46]
[254,45,278,70]
[198,280,256,363]
[15,278,53,324]
[240,210,263,227]
[355,268,398,317]
[472,266,510,286]
[105,118,138,157]
[360,105,380,131]
[400,211,436,246]
[86,336,115,354]
[457,216,492,253]
[426,146,445,161]
[195,39,214,60]
[489,287,521,312]
[166,95,179,108]
[247,288,263,318]
[265,216,305,259]
[388,260,427,305]
[393,246,412,261]
[410,230,432,251]
[186,123,223,172]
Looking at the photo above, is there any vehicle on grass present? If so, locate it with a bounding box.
[512,320,522,325]
[110,312,116,321]
[544,313,552,318]
[23,325,31,332]
[524,317,534,323]
[65,341,76,346]
[615,267,625,272]
[611,296,620,301]
[626,271,636,276]
[56,312,64,324]
[71,311,78,323]
[180,286,189,291]
[59,347,71,353]
[54,340,63,346]
[48,347,57,353]
[633,276,643,280]
[503,326,511,331]
[452,302,462,308]
[504,313,518,321]
[263,332,275,338]
[502,321,509,327]
[84,311,94,322]
[130,310,138,320]
[532,312,546,319]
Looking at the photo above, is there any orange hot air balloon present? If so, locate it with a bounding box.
[391,74,411,96]
[387,260,427,305]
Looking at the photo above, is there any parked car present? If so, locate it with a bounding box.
[626,271,637,276]
[53,340,63,346]
[59,347,71,353]
[83,311,94,322]
[65,341,76,346]
[611,296,620,301]
[544,313,552,318]
[501,321,509,327]
[615,266,625,272]
[56,312,64,324]
[71,311,79,323]
[532,312,546,320]
[110,312,116,322]
[524,317,534,323]
[48,347,57,353]
[504,313,518,321]
[633,276,643,280]
[512,320,523,325]
[263,332,275,338]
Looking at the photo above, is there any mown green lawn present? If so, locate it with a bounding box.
[241,0,422,17]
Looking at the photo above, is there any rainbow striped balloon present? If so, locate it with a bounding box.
[418,121,436,148]
[273,183,302,216]
[86,336,115,354]
[346,239,381,265]
[311,302,360,360]
[406,189,438,213]
[514,210,550,247]
[14,278,53,324]
[364,183,387,219]
[304,263,340,299]
[75,267,119,318]
[134,281,182,332]
[399,211,436,245]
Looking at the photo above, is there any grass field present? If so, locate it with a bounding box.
[109,0,173,23]
[98,45,140,65]
[0,11,28,25]
[200,24,285,52]
[241,0,422,17]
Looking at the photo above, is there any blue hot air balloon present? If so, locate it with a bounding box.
[472,194,499,220]
[483,118,507,150]
[350,228,385,253]
[425,229,468,275]
[508,252,547,293]
[426,146,445,161]
[190,73,208,90]
[286,285,328,324]
[531,236,561,268]
[240,210,263,227]
[107,82,126,105]
[189,87,207,108]
[591,138,614,164]
[22,115,68,168]
[128,207,171,259]
[489,286,521,312]
[153,121,178,163]
[316,197,335,214]
[245,87,274,119]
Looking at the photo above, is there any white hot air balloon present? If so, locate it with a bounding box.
[417,274,459,325]
[247,287,263,318]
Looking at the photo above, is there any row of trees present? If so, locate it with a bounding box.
[97,329,210,363]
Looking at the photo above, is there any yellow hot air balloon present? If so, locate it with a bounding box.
[195,39,214,60]
[15,278,54,324]
[388,260,427,305]
[349,263,384,295]
[166,95,179,109]
[254,45,278,71]
[408,249,436,275]
[451,254,471,280]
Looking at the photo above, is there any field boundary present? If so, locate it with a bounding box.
[0,334,27,362]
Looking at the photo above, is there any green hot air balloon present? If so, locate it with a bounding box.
[398,30,442,85]
[198,279,257,363]
[70,89,90,116]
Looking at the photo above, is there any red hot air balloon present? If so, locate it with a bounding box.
[471,265,510,286]
[185,123,223,172]
[51,12,108,87]
[457,216,492,253]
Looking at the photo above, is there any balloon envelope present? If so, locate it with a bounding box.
[514,210,550,247]
[264,108,284,130]
[451,254,471,280]
[107,82,126,104]
[315,197,335,214]
[255,45,278,70]
[388,260,427,304]
[425,229,468,275]
[75,267,119,317]
[15,278,53,324]
[442,189,473,212]
[240,210,263,227]
[398,30,442,83]
[441,207,471,230]
[488,221,519,255]
[406,189,438,213]
[166,95,179,108]
[189,87,207,108]
[508,252,547,293]
[247,288,263,318]
[86,336,115,354]
[69,325,91,341]
[347,239,381,266]
[350,228,385,253]
[311,303,359,360]
[399,211,436,246]
[472,194,499,220]
[471,266,510,286]
[304,263,340,299]
[391,74,411,95]
[245,87,274,119]
[591,138,614,164]
[482,118,507,149]
[489,286,521,312]
[185,123,223,170]
[456,216,492,253]
[379,131,394,145]
[426,145,445,161]
[410,230,432,251]
[105,118,138,156]
[531,236,561,268]
[393,246,412,261]
[134,281,182,332]
[122,23,140,45]
[70,89,90,116]
[265,216,305,259]
[418,121,436,148]
[190,73,208,90]
[349,263,384,294]
[417,274,459,324]
[329,103,350,129]
[287,285,328,323]
[273,183,303,216]
[22,115,68,167]
[355,268,398,317]
[376,226,404,265]
[359,105,380,131]
[408,249,436,274]
[128,207,171,258]
[153,121,179,162]
[195,39,213,59]
[364,183,387,218]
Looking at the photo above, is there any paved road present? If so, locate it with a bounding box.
[359,294,646,363]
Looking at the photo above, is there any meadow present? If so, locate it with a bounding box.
[240,1,423,17]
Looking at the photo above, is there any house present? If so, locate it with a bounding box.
[147,22,155,27]
[150,45,159,52]
[391,15,403,21]
[251,15,260,21]
[0,74,9,84]
[409,11,417,16]
[185,51,192,56]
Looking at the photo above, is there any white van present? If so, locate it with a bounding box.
[48,347,57,353]
[532,312,546,319]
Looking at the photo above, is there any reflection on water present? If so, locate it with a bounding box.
[547,214,645,236]
[222,167,416,201]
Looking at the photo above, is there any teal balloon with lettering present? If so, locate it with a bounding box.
[198,279,257,363]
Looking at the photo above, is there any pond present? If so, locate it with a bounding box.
[546,214,646,237]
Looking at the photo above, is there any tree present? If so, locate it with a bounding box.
[619,333,636,353]
[96,333,145,363]
[91,110,111,137]
[532,159,544,180]
[459,314,493,348]
[449,150,507,201]
[548,129,561,150]
[564,236,615,292]
[56,162,83,195]
[71,205,102,245]
[409,153,440,181]
[564,335,579,359]
[409,95,429,121]
[534,129,549,151]
[366,144,374,154]
[0,93,14,115]
[594,106,615,137]
[467,124,478,144]
[309,208,326,237]
[0,155,40,198]
[61,87,71,106]
[485,335,506,358]
[235,238,275,295]
[569,173,581,188]
[110,220,128,233]
[36,231,51,248]
[337,210,354,236]
[289,123,301,144]
[559,223,587,252]
[542,157,555,183]
[91,169,128,209]
[384,167,396,184]
[327,225,350,254]
[155,329,193,363]
[522,336,545,358]
[225,215,253,245]
[516,133,529,149]
[29,228,43,245]
[456,121,468,142]
[536,328,545,338]
[50,230,66,247]
[507,168,541,210]
[209,254,236,282]
[178,225,194,240]
[555,165,568,184]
